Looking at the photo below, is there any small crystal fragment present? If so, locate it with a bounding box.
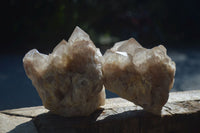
[102,38,176,114]
[23,27,105,117]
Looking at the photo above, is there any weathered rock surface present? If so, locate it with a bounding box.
[0,113,37,133]
[102,38,176,114]
[23,26,105,117]
[1,90,200,133]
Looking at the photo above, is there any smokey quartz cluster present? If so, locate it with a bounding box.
[23,27,105,117]
[23,26,176,116]
[102,38,176,114]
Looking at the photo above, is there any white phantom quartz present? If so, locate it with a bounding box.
[102,38,176,114]
[23,27,105,117]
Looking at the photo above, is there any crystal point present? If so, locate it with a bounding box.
[23,27,105,117]
[103,38,176,114]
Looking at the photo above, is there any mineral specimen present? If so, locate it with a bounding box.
[102,38,176,114]
[23,27,105,117]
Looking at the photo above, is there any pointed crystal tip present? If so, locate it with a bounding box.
[103,38,176,115]
[23,26,105,117]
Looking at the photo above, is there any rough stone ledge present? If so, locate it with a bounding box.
[0,90,200,133]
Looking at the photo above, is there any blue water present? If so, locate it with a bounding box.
[0,49,200,110]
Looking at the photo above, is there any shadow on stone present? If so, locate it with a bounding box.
[33,108,104,133]
[32,108,151,133]
[8,120,37,133]
[100,109,200,133]
[93,109,150,133]
[7,107,200,133]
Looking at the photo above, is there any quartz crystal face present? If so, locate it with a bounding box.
[23,27,105,117]
[102,38,176,114]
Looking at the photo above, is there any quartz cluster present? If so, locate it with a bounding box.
[102,38,176,114]
[23,26,176,116]
[23,27,105,117]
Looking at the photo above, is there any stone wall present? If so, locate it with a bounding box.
[1,90,200,133]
